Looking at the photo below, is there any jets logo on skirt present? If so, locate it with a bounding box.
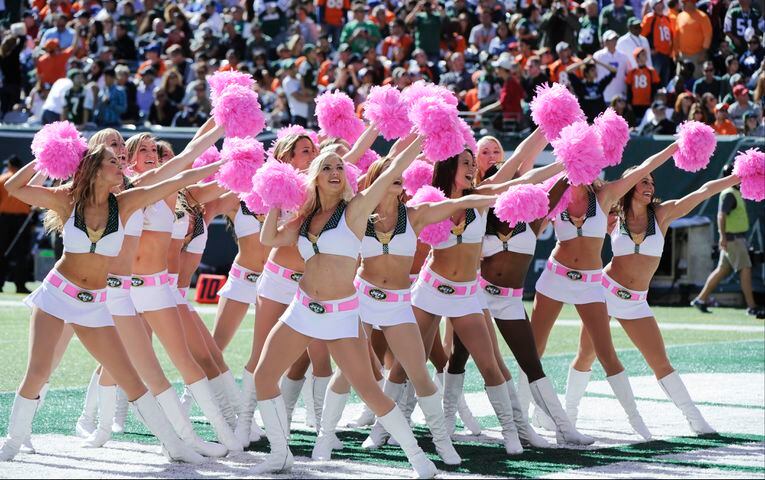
[308,302,326,314]
[368,288,388,301]
[484,284,501,296]
[131,277,145,287]
[246,273,260,283]
[77,291,95,303]
[290,272,303,282]
[437,285,455,295]
[616,289,633,300]
[106,277,122,288]
[566,271,583,281]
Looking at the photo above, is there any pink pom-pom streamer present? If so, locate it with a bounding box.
[218,137,265,193]
[240,189,267,214]
[208,70,255,103]
[673,121,716,172]
[357,150,380,173]
[458,117,477,154]
[402,160,434,196]
[541,173,572,219]
[409,97,464,162]
[363,85,412,140]
[276,124,320,146]
[494,184,550,226]
[315,91,365,144]
[212,85,266,138]
[345,162,361,194]
[733,148,765,201]
[250,160,307,211]
[192,146,220,183]
[530,83,586,142]
[552,121,605,186]
[31,121,88,180]
[402,81,458,108]
[593,108,629,167]
[406,186,452,246]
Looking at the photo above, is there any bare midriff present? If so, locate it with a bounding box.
[108,235,140,276]
[481,250,533,288]
[268,245,305,273]
[604,254,661,291]
[234,234,270,273]
[358,254,414,290]
[430,243,482,283]
[299,255,359,301]
[549,236,605,271]
[133,230,173,275]
[54,253,112,290]
[167,238,183,275]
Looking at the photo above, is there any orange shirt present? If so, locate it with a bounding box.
[383,34,413,61]
[625,66,660,106]
[641,13,674,56]
[674,9,712,56]
[548,57,580,83]
[713,119,738,135]
[36,47,73,85]
[317,0,350,27]
[440,34,466,54]
[137,59,167,79]
[0,172,31,215]
[317,59,333,87]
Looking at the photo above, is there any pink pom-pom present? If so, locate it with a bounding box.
[457,117,477,154]
[541,173,572,219]
[276,124,320,146]
[733,148,765,201]
[363,85,412,140]
[208,70,255,101]
[251,160,307,211]
[192,146,220,183]
[406,186,452,246]
[409,97,464,162]
[402,160,434,196]
[593,108,629,167]
[494,184,550,226]
[530,83,586,142]
[357,150,380,173]
[402,81,458,108]
[31,121,88,180]
[315,91,365,144]
[673,121,716,172]
[240,189,267,214]
[218,137,265,193]
[552,121,605,186]
[212,85,266,138]
[345,162,361,194]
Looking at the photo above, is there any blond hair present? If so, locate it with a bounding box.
[273,133,315,163]
[88,128,122,149]
[476,135,504,182]
[125,132,156,167]
[299,151,354,217]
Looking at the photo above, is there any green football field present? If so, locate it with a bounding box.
[0,289,763,478]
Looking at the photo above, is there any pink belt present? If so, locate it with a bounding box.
[602,277,647,301]
[47,272,107,303]
[421,270,478,296]
[354,278,411,303]
[265,260,303,283]
[179,287,188,298]
[167,275,177,287]
[546,261,602,283]
[230,264,261,283]
[478,277,523,298]
[131,272,170,287]
[295,289,359,314]
[106,275,131,290]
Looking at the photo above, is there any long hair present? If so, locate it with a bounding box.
[299,151,354,217]
[432,149,475,198]
[125,132,156,171]
[617,166,660,223]
[362,156,406,222]
[156,140,174,163]
[43,145,111,233]
[476,135,504,182]
[273,133,315,163]
[88,128,121,149]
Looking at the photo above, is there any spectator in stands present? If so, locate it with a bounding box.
[138,42,166,78]
[316,0,349,47]
[116,64,139,123]
[521,55,550,102]
[723,0,762,55]
[688,102,708,123]
[700,91,719,123]
[341,3,381,55]
[610,94,638,127]
[538,0,578,53]
[469,8,497,53]
[548,41,579,84]
[722,73,745,104]
[114,21,138,60]
[566,56,617,121]
[641,0,674,86]
[282,59,311,126]
[720,55,741,99]
[40,13,76,49]
[440,52,473,96]
[594,29,630,103]
[161,68,185,110]
[0,26,25,115]
[693,60,724,99]
[672,91,696,124]
[477,53,524,130]
[94,67,126,127]
[382,19,413,65]
[578,0,601,56]
[739,31,765,79]
[728,84,762,130]
[136,67,158,119]
[63,68,93,127]
[674,0,712,79]
[617,18,652,69]
[599,0,635,39]
[639,100,676,134]
[405,0,444,64]
[488,21,513,56]
[26,81,50,125]
[712,103,738,134]
[0,155,32,294]
[667,60,696,94]
[138,17,167,49]
[259,2,287,40]
[149,87,177,126]
[40,76,72,125]
[743,111,765,136]
[625,47,660,119]
[296,6,319,45]
[36,37,75,86]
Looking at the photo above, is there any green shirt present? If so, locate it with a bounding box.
[724,5,763,53]
[414,12,442,57]
[720,187,749,234]
[340,20,381,54]
[599,4,635,39]
[579,15,601,55]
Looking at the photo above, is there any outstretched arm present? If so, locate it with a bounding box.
[343,124,381,166]
[475,161,564,195]
[259,208,301,247]
[600,142,678,206]
[409,194,497,233]
[481,127,547,186]
[185,181,228,205]
[658,175,740,226]
[5,161,71,215]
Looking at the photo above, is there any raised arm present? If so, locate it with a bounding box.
[409,194,497,233]
[600,142,678,206]
[259,208,301,247]
[480,127,547,186]
[343,124,381,166]
[5,161,71,215]
[475,161,564,195]
[657,175,740,226]
[185,180,228,205]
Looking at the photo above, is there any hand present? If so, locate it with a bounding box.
[719,237,727,251]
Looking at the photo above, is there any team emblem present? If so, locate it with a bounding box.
[246,273,259,283]
[131,277,144,287]
[308,302,326,314]
[566,271,582,281]
[484,284,501,296]
[106,277,122,288]
[437,285,455,295]
[616,289,632,300]
[77,291,94,303]
[369,288,387,301]
[290,272,303,281]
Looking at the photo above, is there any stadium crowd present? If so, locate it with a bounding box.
[0,0,762,136]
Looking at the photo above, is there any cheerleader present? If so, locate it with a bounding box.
[126,130,241,453]
[0,144,221,463]
[254,140,439,478]
[530,143,679,440]
[569,167,733,435]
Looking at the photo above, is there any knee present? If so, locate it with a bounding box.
[648,356,673,379]
[23,365,51,390]
[253,365,275,392]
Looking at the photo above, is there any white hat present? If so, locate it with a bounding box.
[602,30,619,41]
[650,0,664,7]
[555,41,570,54]
[492,52,515,70]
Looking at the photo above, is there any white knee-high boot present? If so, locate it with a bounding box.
[517,372,532,420]
[565,368,592,427]
[1,394,39,461]
[347,379,381,428]
[387,381,416,446]
[130,392,205,464]
[187,378,243,452]
[417,392,461,465]
[312,375,331,431]
[362,380,404,449]
[607,371,652,440]
[220,370,243,430]
[528,377,594,446]
[302,373,316,429]
[485,384,523,454]
[378,407,438,479]
[156,387,228,457]
[280,376,305,429]
[442,373,464,437]
[234,368,258,446]
[209,375,236,429]
[111,387,128,434]
[179,385,194,417]
[658,371,715,435]
[20,383,48,454]
[311,389,348,460]
[84,385,116,448]
[506,380,550,448]
[76,369,100,438]
[253,396,294,474]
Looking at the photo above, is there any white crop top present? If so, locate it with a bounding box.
[361,203,417,258]
[610,206,664,257]
[171,211,189,240]
[62,194,124,257]
[143,199,175,233]
[433,208,487,250]
[183,210,208,254]
[553,191,607,241]
[483,209,537,257]
[298,202,361,261]
[235,201,264,239]
[124,209,144,237]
